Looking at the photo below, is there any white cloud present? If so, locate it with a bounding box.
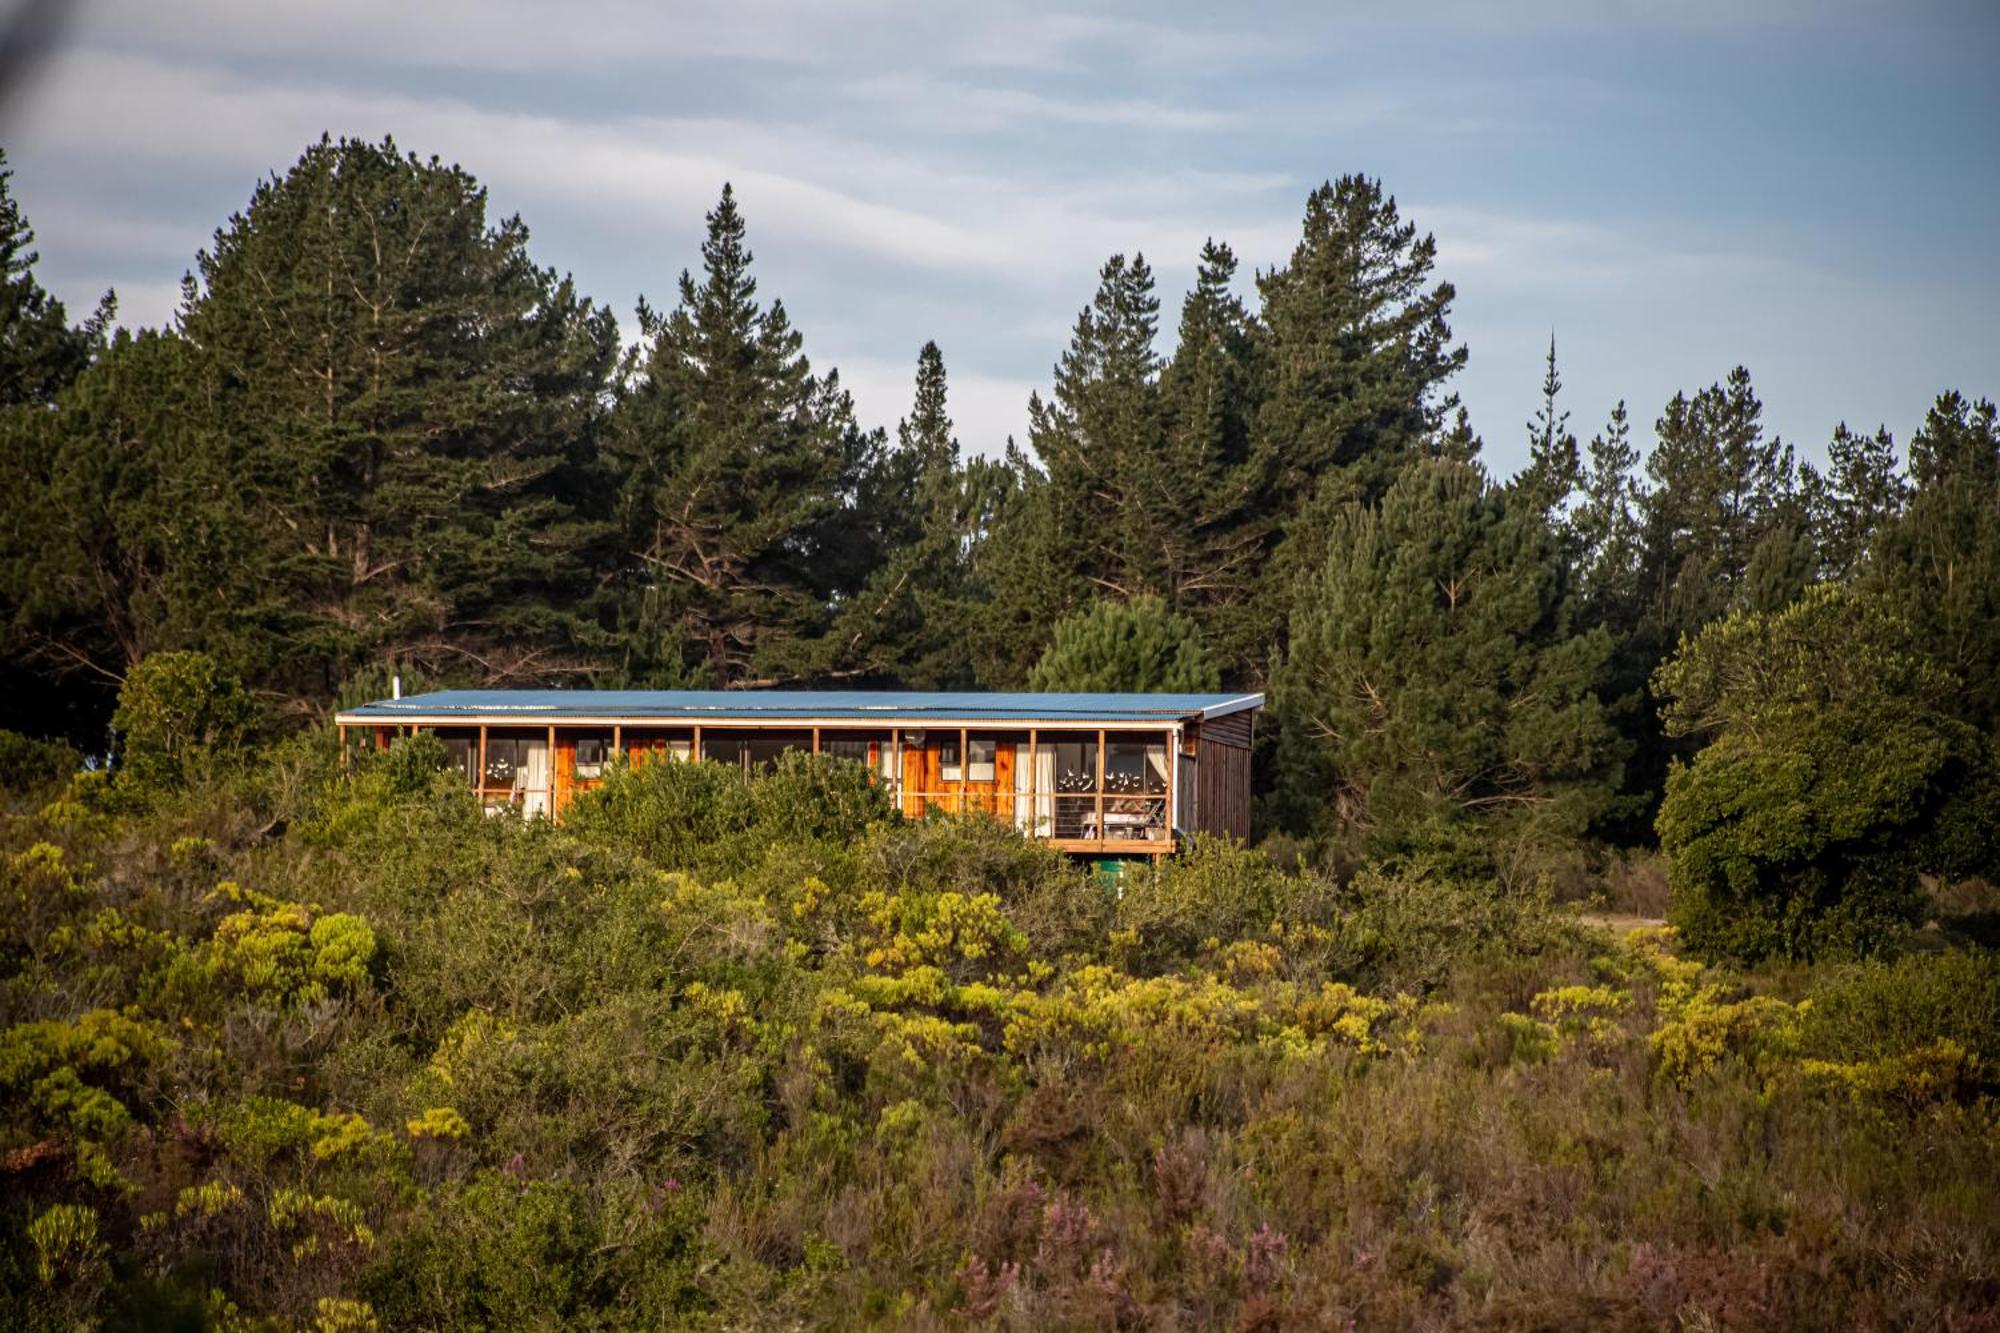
[845,74,1237,133]
[7,0,1986,472]
[15,46,1297,290]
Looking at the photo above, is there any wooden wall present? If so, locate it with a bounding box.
[1203,710,1254,750]
[1190,724,1254,842]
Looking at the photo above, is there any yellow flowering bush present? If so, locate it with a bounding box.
[200,882,376,1008]
[406,1106,471,1140]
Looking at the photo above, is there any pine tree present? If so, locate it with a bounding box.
[1515,335,1581,520]
[0,158,128,738]
[1867,391,2000,727]
[607,184,863,686]
[1154,240,1268,676]
[1030,251,1166,600]
[1273,457,1622,852]
[1253,176,1466,513]
[1571,400,1643,617]
[980,254,1165,677]
[1804,423,1905,581]
[1025,596,1219,693]
[834,342,1001,687]
[2,330,232,670]
[0,149,112,408]
[177,135,618,704]
[1638,367,1800,647]
[1249,177,1467,680]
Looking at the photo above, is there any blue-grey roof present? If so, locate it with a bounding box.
[337,689,1262,724]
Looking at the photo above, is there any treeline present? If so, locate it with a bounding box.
[2,139,1996,916]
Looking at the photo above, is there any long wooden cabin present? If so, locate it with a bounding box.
[333,690,1263,858]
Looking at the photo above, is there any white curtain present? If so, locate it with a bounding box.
[518,739,551,819]
[1013,742,1054,837]
[1013,742,1031,832]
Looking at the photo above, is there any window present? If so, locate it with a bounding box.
[701,731,811,773]
[826,737,872,766]
[940,737,962,782]
[742,732,810,771]
[702,733,747,769]
[479,735,551,817]
[1047,736,1098,791]
[967,737,996,782]
[572,732,612,779]
[435,729,478,784]
[1104,735,1169,794]
[1047,736,1099,838]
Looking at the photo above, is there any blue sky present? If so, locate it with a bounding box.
[4,0,1995,476]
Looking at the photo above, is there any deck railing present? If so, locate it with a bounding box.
[894,789,1170,844]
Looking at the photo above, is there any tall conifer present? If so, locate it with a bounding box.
[607,185,864,686]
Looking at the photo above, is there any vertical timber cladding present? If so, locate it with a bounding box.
[1192,711,1255,840]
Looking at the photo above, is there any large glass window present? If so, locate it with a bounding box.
[1101,732,1169,842]
[743,731,811,771]
[823,732,895,787]
[1104,735,1168,795]
[702,730,811,773]
[480,733,551,818]
[1047,735,1098,839]
[701,733,747,769]
[434,728,478,784]
[825,736,872,766]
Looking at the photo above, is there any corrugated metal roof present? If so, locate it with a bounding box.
[337,689,1263,724]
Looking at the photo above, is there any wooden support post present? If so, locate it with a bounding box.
[692,725,702,762]
[958,726,968,817]
[1095,728,1107,847]
[547,724,557,816]
[612,723,622,758]
[1028,729,1038,839]
[477,725,488,804]
[811,726,820,755]
[1167,725,1178,847]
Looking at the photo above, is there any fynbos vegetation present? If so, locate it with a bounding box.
[1,132,1996,1328]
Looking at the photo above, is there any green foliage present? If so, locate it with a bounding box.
[1798,949,2000,1071]
[1867,392,2000,729]
[0,150,110,409]
[605,184,870,686]
[0,731,79,790]
[836,341,1013,689]
[1025,594,1220,692]
[2,740,1998,1329]
[110,650,253,791]
[1655,585,1995,962]
[564,749,892,877]
[1274,457,1624,852]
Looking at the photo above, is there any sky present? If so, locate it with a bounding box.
[2,0,1996,476]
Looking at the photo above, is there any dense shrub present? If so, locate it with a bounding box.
[564,749,892,878]
[109,650,255,792]
[1656,586,1998,962]
[0,731,80,792]
[2,740,1997,1329]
